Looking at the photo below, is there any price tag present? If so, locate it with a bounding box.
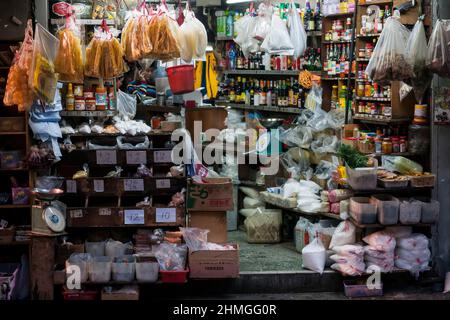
[156,179,171,189]
[66,180,77,193]
[98,208,111,216]
[126,151,147,165]
[123,179,144,192]
[96,150,117,165]
[124,209,145,225]
[156,208,177,223]
[154,150,172,163]
[70,209,83,218]
[93,180,104,193]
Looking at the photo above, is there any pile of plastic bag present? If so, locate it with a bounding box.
[330,244,365,276]
[395,234,430,277]
[363,231,396,273]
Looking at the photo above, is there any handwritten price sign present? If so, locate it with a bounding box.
[153,150,172,163]
[66,180,77,193]
[126,151,147,165]
[124,209,145,225]
[156,208,177,223]
[93,180,104,193]
[123,179,144,192]
[156,179,171,189]
[96,150,117,165]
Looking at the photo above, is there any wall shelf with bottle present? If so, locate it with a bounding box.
[215,102,302,115]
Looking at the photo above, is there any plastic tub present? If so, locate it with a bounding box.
[399,199,422,224]
[166,65,195,95]
[66,253,92,283]
[349,197,377,224]
[105,239,133,258]
[85,241,105,257]
[112,255,136,282]
[160,268,189,283]
[346,165,377,191]
[371,194,399,225]
[88,256,112,283]
[136,256,159,283]
[343,280,383,298]
[420,199,440,224]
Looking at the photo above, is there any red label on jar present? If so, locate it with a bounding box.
[52,2,72,17]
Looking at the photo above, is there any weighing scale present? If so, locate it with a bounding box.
[31,188,66,236]
[255,118,284,156]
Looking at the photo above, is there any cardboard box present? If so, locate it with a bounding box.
[187,178,233,211]
[188,244,239,279]
[189,211,227,243]
[101,285,139,300]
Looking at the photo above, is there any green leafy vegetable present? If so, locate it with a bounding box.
[338,144,369,169]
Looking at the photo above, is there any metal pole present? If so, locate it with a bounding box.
[345,7,358,124]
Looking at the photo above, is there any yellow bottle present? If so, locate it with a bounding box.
[66,83,75,111]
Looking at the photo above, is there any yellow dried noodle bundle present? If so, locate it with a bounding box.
[54,28,84,83]
[85,36,125,79]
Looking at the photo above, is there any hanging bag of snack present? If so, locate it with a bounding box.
[261,9,294,56]
[426,19,450,78]
[405,17,432,103]
[365,12,413,84]
[29,23,60,104]
[179,1,207,62]
[85,20,126,79]
[3,20,34,111]
[54,12,84,83]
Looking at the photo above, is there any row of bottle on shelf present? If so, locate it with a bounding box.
[352,128,409,155]
[360,4,392,36]
[64,83,116,111]
[222,45,322,72]
[356,80,391,99]
[323,43,356,76]
[324,18,354,42]
[219,76,306,108]
[354,102,392,118]
[216,1,323,38]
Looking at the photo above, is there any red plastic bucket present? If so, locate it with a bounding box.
[166,65,195,95]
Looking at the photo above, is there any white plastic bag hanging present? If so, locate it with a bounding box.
[406,18,432,103]
[426,19,450,77]
[234,13,259,58]
[365,15,413,83]
[288,0,307,58]
[252,3,272,42]
[261,14,294,56]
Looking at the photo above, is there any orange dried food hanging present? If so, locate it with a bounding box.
[54,26,84,83]
[151,15,180,61]
[121,16,136,60]
[3,19,34,111]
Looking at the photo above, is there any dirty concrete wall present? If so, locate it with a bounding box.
[432,0,450,276]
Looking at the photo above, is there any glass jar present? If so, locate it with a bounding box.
[400,136,408,153]
[358,102,365,114]
[357,82,365,97]
[392,137,400,153]
[375,137,382,154]
[408,124,430,155]
[382,138,393,154]
[370,104,378,115]
[85,97,96,111]
[365,82,372,97]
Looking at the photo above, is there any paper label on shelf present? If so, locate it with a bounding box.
[70,209,83,218]
[156,179,171,189]
[126,151,147,165]
[153,150,172,163]
[66,180,77,193]
[98,208,111,216]
[124,209,145,225]
[96,150,117,165]
[93,179,104,193]
[123,179,144,192]
[156,208,177,223]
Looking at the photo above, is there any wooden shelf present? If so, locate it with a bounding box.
[0,204,30,209]
[60,110,117,117]
[352,115,412,124]
[50,19,115,26]
[216,102,302,114]
[0,131,26,135]
[355,96,391,102]
[358,0,393,6]
[350,218,434,229]
[0,241,30,246]
[221,69,302,76]
[323,12,355,18]
[351,186,433,196]
[356,34,381,38]
[323,40,354,44]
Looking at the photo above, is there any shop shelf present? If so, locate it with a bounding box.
[50,19,115,26]
[352,115,412,124]
[350,218,434,229]
[0,240,30,246]
[221,69,302,76]
[358,0,393,6]
[356,34,381,38]
[0,168,28,172]
[355,96,391,102]
[0,131,26,135]
[215,35,234,41]
[351,186,433,195]
[216,102,302,114]
[323,40,354,44]
[356,58,370,62]
[62,131,172,137]
[138,104,182,113]
[323,12,355,18]
[0,204,30,209]
[60,110,117,117]
[322,76,355,81]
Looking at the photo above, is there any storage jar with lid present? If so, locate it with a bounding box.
[86,97,96,111]
[382,138,393,154]
[95,86,107,111]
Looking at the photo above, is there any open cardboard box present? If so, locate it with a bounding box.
[187,177,233,211]
[188,244,239,279]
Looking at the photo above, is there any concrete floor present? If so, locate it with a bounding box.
[228,231,303,272]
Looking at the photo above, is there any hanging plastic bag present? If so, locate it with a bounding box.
[365,15,413,83]
[288,0,307,58]
[3,20,34,111]
[252,3,272,42]
[85,22,126,79]
[426,19,450,77]
[54,15,84,83]
[29,23,60,104]
[405,18,432,103]
[117,90,137,120]
[179,4,208,62]
[234,13,259,58]
[261,14,294,56]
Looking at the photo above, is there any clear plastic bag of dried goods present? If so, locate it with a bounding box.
[365,14,413,83]
[29,23,60,104]
[406,18,432,103]
[426,19,450,77]
[3,20,34,111]
[54,15,84,83]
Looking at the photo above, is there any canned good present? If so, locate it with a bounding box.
[85,97,96,111]
[75,97,85,111]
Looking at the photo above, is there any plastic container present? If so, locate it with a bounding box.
[349,197,377,224]
[85,241,106,257]
[105,240,133,258]
[343,280,383,298]
[346,164,377,191]
[112,255,136,282]
[88,256,112,283]
[0,150,22,169]
[66,253,92,283]
[399,199,422,224]
[419,199,439,224]
[160,268,189,283]
[370,194,399,225]
[409,175,436,188]
[166,65,195,95]
[136,256,159,283]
